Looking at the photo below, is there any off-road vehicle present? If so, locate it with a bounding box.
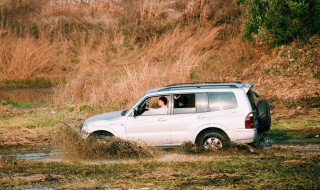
[80,82,271,150]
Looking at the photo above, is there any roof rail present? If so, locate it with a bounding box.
[165,81,242,87]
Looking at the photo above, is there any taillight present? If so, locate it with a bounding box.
[245,113,255,129]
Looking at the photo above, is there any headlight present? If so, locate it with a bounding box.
[80,124,88,133]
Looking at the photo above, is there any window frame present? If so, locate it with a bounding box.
[172,93,196,114]
[195,93,209,113]
[134,94,171,116]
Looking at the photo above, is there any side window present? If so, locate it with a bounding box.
[137,95,169,116]
[196,93,208,113]
[209,92,238,111]
[173,94,196,114]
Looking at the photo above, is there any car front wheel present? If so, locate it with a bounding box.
[88,131,114,143]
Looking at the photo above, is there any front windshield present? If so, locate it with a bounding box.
[124,94,148,115]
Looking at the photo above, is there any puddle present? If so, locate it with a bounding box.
[1,138,319,162]
[0,88,53,103]
[0,146,61,161]
[271,144,320,151]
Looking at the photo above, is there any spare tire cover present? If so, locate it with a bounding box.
[257,100,271,132]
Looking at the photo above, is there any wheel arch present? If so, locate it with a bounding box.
[89,130,114,138]
[195,128,230,145]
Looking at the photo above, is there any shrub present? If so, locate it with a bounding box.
[240,0,320,46]
[0,0,45,37]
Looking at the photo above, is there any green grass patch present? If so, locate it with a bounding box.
[0,109,78,129]
[269,119,320,141]
[2,101,45,109]
[0,152,319,189]
[0,78,60,88]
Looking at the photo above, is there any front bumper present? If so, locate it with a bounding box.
[79,124,90,138]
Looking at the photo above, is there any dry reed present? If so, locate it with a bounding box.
[2,0,317,111]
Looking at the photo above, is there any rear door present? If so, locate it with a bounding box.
[170,93,210,145]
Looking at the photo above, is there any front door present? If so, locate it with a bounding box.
[125,95,171,146]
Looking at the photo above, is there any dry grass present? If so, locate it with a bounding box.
[0,36,70,80]
[0,0,319,113]
[0,127,49,146]
[51,0,241,108]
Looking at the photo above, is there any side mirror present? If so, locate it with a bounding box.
[134,108,138,117]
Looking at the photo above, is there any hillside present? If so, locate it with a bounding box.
[0,0,319,117]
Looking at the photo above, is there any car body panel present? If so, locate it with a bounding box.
[81,82,259,147]
[170,112,210,145]
[125,114,171,146]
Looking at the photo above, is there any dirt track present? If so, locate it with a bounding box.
[0,127,49,146]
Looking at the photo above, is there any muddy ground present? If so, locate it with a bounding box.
[1,139,319,189]
[0,106,319,189]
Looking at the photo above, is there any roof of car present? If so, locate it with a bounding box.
[145,82,253,94]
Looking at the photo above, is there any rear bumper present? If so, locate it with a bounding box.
[226,128,258,144]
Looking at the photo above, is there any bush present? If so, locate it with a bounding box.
[0,0,45,37]
[240,0,320,46]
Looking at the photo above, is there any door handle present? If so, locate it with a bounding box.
[197,115,207,119]
[159,118,167,122]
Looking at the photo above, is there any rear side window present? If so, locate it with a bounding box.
[209,92,238,111]
[173,94,196,114]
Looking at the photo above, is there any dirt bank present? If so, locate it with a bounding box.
[0,127,49,146]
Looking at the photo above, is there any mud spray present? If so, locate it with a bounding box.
[51,124,259,161]
[52,125,155,160]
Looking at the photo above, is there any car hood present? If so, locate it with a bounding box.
[84,111,122,125]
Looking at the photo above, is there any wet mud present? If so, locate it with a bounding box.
[1,134,319,162]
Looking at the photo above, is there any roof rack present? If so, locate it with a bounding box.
[158,82,242,91]
[165,81,242,87]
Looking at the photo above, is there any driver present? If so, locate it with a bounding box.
[142,96,168,115]
[158,96,168,109]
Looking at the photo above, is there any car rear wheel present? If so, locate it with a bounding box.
[199,131,230,151]
[257,100,271,133]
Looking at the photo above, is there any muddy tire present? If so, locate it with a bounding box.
[257,100,271,133]
[199,131,230,151]
[88,131,113,143]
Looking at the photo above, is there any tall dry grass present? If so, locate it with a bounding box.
[0,35,70,80]
[1,0,251,109]
[53,23,237,108]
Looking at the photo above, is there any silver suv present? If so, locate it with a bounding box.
[80,82,271,150]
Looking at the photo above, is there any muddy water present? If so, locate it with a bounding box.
[0,88,53,103]
[1,140,319,162]
[0,146,61,161]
